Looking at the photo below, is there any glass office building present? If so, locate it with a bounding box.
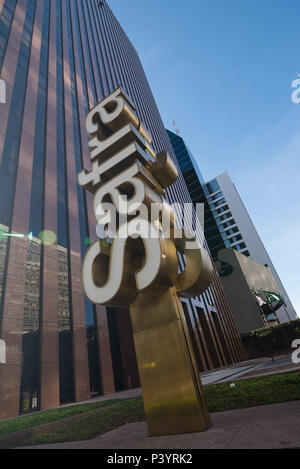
[167,130,296,323]
[204,172,297,323]
[0,0,245,420]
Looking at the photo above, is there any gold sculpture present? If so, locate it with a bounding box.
[78,87,213,436]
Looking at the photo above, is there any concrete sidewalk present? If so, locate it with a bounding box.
[22,400,300,449]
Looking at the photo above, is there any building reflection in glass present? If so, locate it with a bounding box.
[19,237,41,414]
[0,225,9,307]
[58,246,74,404]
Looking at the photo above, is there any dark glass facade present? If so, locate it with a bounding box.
[167,130,226,261]
[0,0,245,421]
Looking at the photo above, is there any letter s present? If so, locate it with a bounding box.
[291,79,300,104]
[82,224,178,307]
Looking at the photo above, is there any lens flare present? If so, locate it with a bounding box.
[39,230,57,246]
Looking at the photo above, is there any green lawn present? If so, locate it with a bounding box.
[1,371,300,446]
[26,398,145,446]
[204,371,300,412]
[0,399,121,438]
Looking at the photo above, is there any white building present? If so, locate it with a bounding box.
[205,172,297,323]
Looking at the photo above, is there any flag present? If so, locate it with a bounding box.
[265,291,286,307]
[265,292,281,303]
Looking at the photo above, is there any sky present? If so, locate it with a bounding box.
[109,0,300,316]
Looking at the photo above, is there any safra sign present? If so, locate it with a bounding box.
[78,87,213,436]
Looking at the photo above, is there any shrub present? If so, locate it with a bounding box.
[241,319,300,358]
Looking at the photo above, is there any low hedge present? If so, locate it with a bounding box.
[241,319,300,358]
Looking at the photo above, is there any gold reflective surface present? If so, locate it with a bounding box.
[130,286,211,436]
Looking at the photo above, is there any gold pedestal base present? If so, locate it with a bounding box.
[130,286,211,437]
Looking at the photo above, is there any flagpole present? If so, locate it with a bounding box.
[276,291,291,323]
[283,303,291,322]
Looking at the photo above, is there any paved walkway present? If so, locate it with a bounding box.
[200,352,299,385]
[22,400,300,449]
